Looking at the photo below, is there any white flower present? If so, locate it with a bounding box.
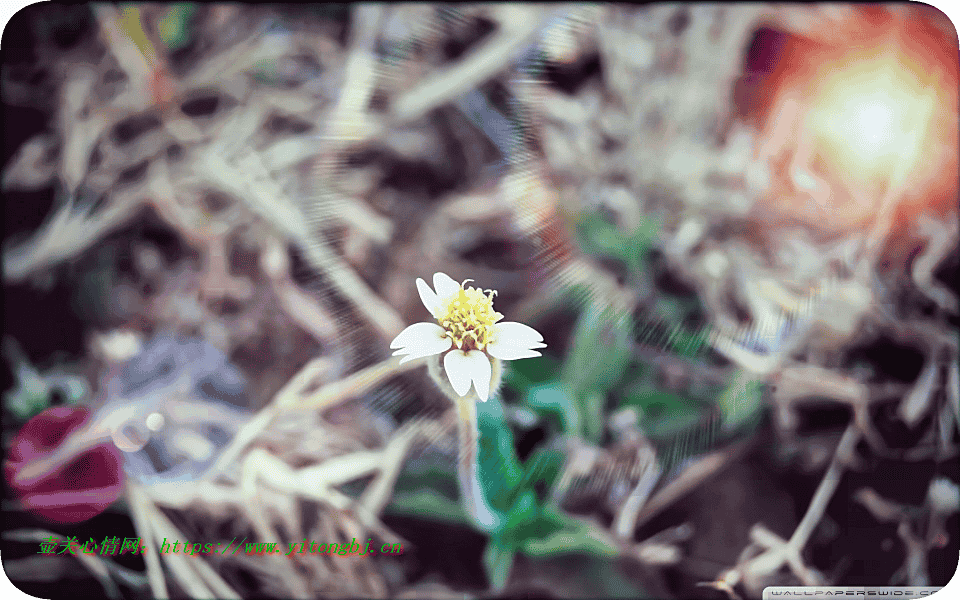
[390,272,546,401]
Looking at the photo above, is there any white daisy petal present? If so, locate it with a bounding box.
[390,322,447,350]
[444,350,474,397]
[486,343,543,361]
[443,349,492,400]
[464,350,492,401]
[491,321,544,346]
[396,335,452,364]
[433,272,462,304]
[416,278,441,314]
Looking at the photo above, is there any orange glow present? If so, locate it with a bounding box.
[750,7,958,232]
[806,47,934,188]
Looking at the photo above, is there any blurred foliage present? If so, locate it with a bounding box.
[158,3,198,51]
[576,211,660,277]
[387,396,620,591]
[474,397,620,590]
[389,211,765,591]
[3,340,87,420]
[716,370,765,432]
[525,212,763,464]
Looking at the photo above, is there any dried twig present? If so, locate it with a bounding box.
[3,193,141,282]
[633,442,747,530]
[126,483,169,600]
[208,355,426,477]
[728,425,859,593]
[260,236,340,345]
[196,149,406,341]
[912,212,959,313]
[390,5,545,124]
[613,448,661,539]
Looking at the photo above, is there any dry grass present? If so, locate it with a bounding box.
[2,4,957,599]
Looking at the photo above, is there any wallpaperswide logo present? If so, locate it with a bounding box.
[764,588,944,598]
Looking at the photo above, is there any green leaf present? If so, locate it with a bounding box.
[392,449,460,498]
[158,3,197,50]
[482,540,516,591]
[3,373,49,420]
[2,343,88,420]
[525,381,580,436]
[576,212,625,258]
[502,354,561,394]
[717,370,765,432]
[670,323,710,358]
[626,217,661,274]
[622,382,708,442]
[476,397,525,514]
[520,521,619,558]
[386,490,470,526]
[499,490,548,545]
[558,303,636,444]
[575,212,660,275]
[581,390,606,443]
[562,303,634,394]
[517,448,565,493]
[517,505,618,558]
[635,316,709,360]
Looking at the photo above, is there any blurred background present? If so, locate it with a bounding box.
[2,3,958,599]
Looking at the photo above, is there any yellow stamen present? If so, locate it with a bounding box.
[436,283,503,352]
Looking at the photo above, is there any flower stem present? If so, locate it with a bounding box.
[427,355,502,529]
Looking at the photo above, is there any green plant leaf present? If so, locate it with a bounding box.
[482,540,516,591]
[575,212,660,275]
[2,342,87,421]
[517,505,619,558]
[626,217,661,274]
[3,372,49,420]
[386,490,469,526]
[581,390,606,443]
[476,397,525,514]
[158,3,197,50]
[499,490,550,544]
[576,212,625,258]
[562,303,634,394]
[520,519,619,558]
[622,382,708,442]
[525,381,580,436]
[717,370,765,432]
[503,354,561,394]
[517,448,565,493]
[392,449,460,498]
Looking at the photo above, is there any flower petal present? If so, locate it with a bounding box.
[486,343,543,361]
[416,278,441,315]
[491,321,544,346]
[466,350,492,401]
[390,322,446,349]
[395,337,452,363]
[433,272,462,305]
[443,350,474,397]
[444,349,491,399]
[390,323,451,363]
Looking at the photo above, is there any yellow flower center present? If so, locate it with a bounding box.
[435,281,503,352]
